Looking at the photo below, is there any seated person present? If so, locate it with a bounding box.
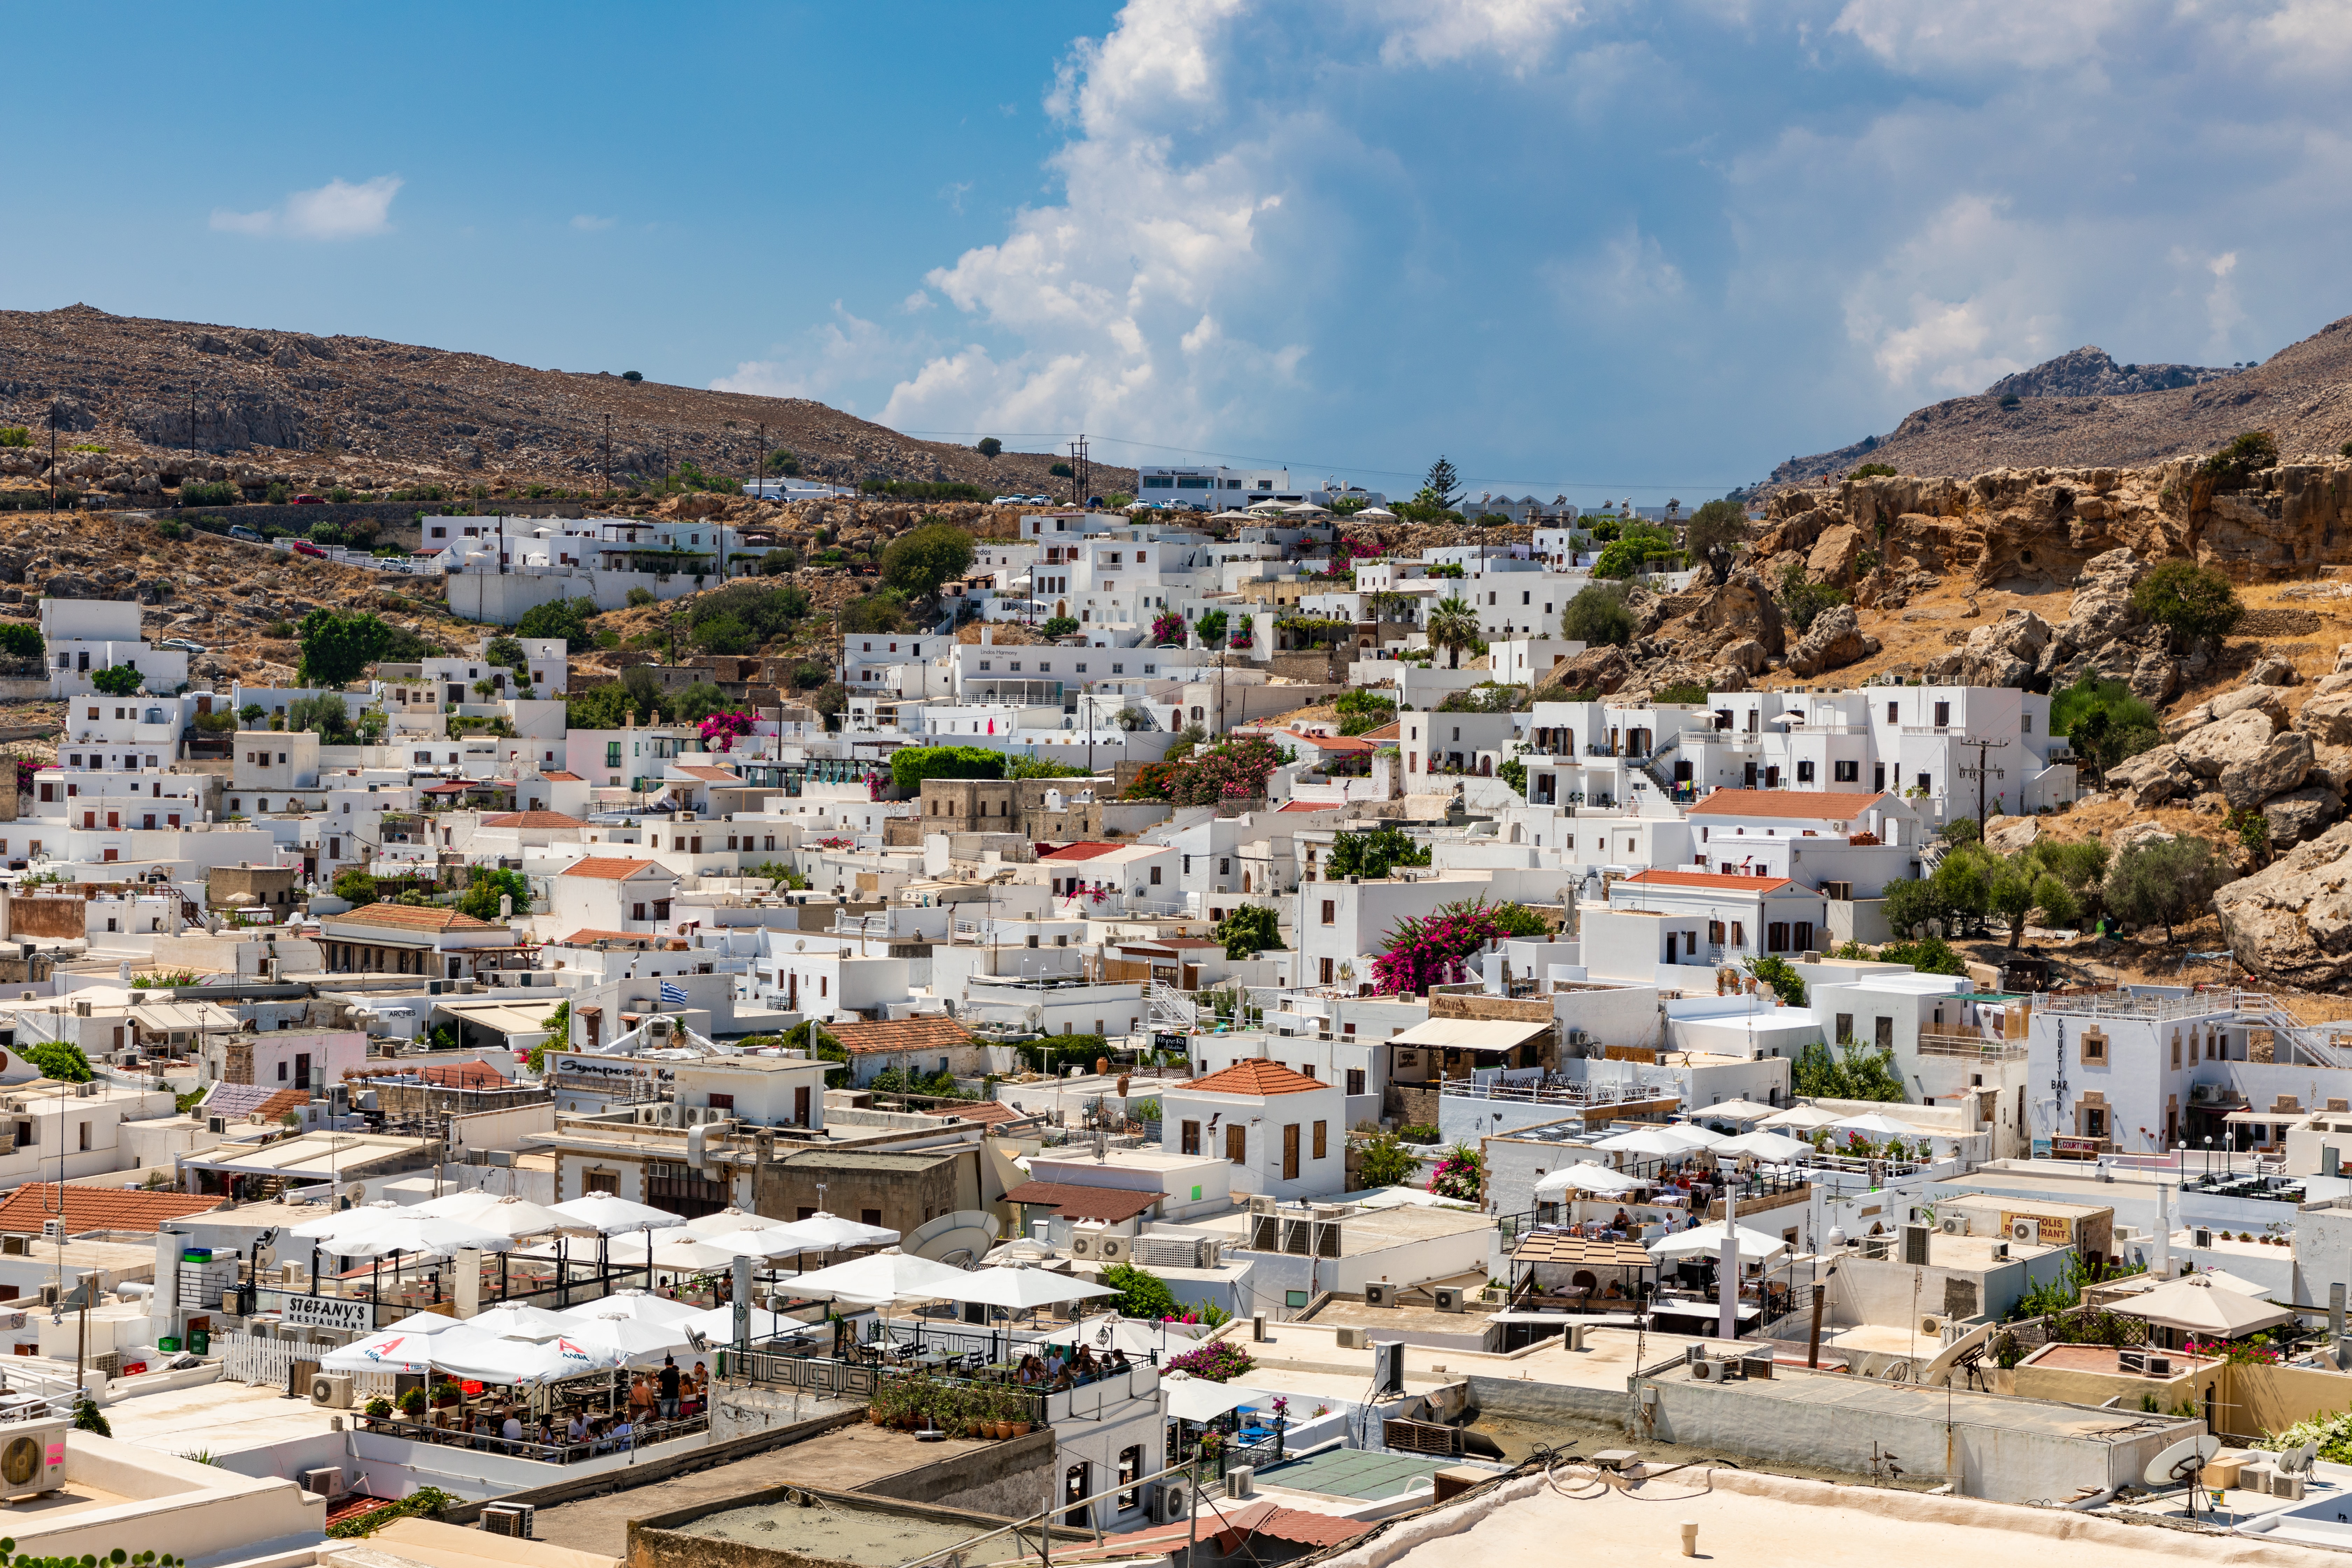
[1106,1348,1132,1375]
[567,1409,591,1444]
[502,1410,524,1444]
[611,1414,635,1450]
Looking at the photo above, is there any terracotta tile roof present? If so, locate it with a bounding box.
[1039,842,1125,862]
[1278,800,1342,812]
[480,811,586,829]
[0,1183,225,1236]
[1289,732,1374,752]
[553,929,657,947]
[1358,721,1401,741]
[677,766,743,783]
[1619,869,1794,893]
[1183,1060,1328,1097]
[331,903,502,931]
[1001,1181,1163,1223]
[1244,1508,1373,1549]
[250,1088,313,1122]
[540,771,584,782]
[1688,789,1886,820]
[938,1100,1028,1127]
[558,856,667,880]
[827,1015,976,1056]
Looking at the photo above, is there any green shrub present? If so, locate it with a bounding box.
[0,625,40,660]
[1850,462,1897,479]
[1776,560,1849,632]
[1653,680,1707,705]
[1998,393,2022,409]
[1333,688,1396,735]
[1355,1130,1419,1189]
[181,480,237,507]
[2201,429,2278,489]
[858,479,992,502]
[1560,583,1635,646]
[0,428,28,448]
[89,665,144,696]
[1099,1262,1178,1318]
[626,586,656,607]
[889,744,1004,792]
[514,595,599,652]
[1040,615,1079,637]
[1590,524,1676,579]
[880,522,975,599]
[976,437,1002,457]
[2131,559,2243,642]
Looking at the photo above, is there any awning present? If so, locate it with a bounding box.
[1510,1234,1657,1268]
[1489,1311,1645,1326]
[1163,1377,1258,1424]
[1384,1017,1552,1051]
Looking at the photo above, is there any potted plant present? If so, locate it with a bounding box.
[364,1396,393,1421]
[398,1387,428,1420]
[431,1380,461,1409]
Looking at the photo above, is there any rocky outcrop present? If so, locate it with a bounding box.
[2106,743,2196,808]
[1553,644,1633,696]
[1953,609,2052,688]
[2214,821,2352,987]
[1754,456,2352,589]
[1671,570,1786,658]
[1785,604,1878,679]
[1806,523,1863,586]
[2266,785,2346,847]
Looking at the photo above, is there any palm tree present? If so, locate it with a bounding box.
[1427,596,1483,669]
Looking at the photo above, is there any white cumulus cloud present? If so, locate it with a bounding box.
[211,175,404,240]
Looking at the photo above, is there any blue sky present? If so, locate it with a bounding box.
[7,1,2349,503]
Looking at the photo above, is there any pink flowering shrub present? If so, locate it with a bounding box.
[1151,611,1185,644]
[1369,896,1524,995]
[1166,1342,1255,1382]
[697,710,755,752]
[1429,1142,1484,1200]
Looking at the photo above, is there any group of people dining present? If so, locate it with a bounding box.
[1012,1343,1133,1389]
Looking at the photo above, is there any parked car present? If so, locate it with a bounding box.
[158,637,207,654]
[227,526,263,542]
[290,541,327,558]
[291,494,325,505]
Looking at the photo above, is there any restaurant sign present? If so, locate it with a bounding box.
[281,1293,376,1332]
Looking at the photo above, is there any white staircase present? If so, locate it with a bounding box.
[1149,981,1198,1034]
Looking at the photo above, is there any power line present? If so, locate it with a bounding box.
[885,427,1740,493]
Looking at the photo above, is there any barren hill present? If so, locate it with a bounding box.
[1769,312,2352,489]
[0,304,1130,498]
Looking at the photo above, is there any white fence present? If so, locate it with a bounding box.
[221,1331,399,1401]
[270,538,444,575]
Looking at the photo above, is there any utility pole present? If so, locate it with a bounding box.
[1069,434,1089,507]
[603,413,612,500]
[48,416,56,515]
[1959,737,2011,825]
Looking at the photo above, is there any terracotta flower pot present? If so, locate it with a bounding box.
[996,1420,1013,1440]
[1011,1420,1031,1437]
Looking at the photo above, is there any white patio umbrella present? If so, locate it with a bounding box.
[318,1328,444,1374]
[1757,1105,1841,1132]
[287,1200,399,1240]
[2115,1276,2297,1338]
[1696,1099,1784,1124]
[1353,507,1397,520]
[951,1267,1119,1312]
[1162,1374,1259,1424]
[569,1289,702,1326]
[1649,1222,1790,1265]
[1592,1128,1699,1158]
[380,1308,462,1332]
[450,1302,577,1340]
[548,1194,685,1234]
[693,1227,808,1261]
[434,1332,616,1384]
[560,1311,698,1365]
[785,1251,972,1306]
[1831,1111,1926,1139]
[1715,1131,1816,1163]
[406,1189,507,1222]
[438,1196,567,1239]
[683,1206,783,1237]
[608,1230,764,1273]
[1534,1162,1644,1197]
[768,1212,900,1251]
[317,1214,516,1260]
[1664,1123,1730,1148]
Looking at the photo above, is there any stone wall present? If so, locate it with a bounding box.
[853,1427,1057,1518]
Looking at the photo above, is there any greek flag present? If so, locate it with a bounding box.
[660,980,688,1007]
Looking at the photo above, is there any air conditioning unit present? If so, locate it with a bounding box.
[1334,1327,1365,1350]
[1432,1286,1464,1314]
[1150,1481,1193,1524]
[2010,1219,2037,1244]
[1364,1282,1395,1308]
[1225,1466,1255,1499]
[2193,1227,2214,1249]
[1093,1236,1126,1264]
[2118,1348,2148,1374]
[310,1373,354,1409]
[1991,1242,2009,1261]
[480,1504,535,1539]
[288,1358,320,1401]
[1067,1235,1096,1260]
[300,1466,346,1499]
[1919,1315,1945,1338]
[1899,1224,1930,1265]
[1690,1357,1726,1383]
[39,1221,63,1245]
[1939,1217,1965,1235]
[0,1417,68,1501]
[2146,1355,2174,1378]
[1248,1195,1279,1216]
[1372,1339,1405,1396]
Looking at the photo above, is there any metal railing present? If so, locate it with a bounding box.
[354,1412,707,1461]
[1442,1074,1681,1105]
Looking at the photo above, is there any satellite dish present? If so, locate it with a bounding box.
[903,1210,997,1266]
[2142,1433,2221,1490]
[346,1183,367,1204]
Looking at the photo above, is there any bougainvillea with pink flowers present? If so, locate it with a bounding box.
[1150,610,1185,645]
[1166,1341,1255,1382]
[697,710,756,752]
[1428,1142,1484,1201]
[1369,896,1527,995]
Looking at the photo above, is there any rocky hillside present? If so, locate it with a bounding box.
[0,304,1132,499]
[1768,314,2352,488]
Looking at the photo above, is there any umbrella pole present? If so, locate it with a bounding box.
[371,1253,381,1329]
